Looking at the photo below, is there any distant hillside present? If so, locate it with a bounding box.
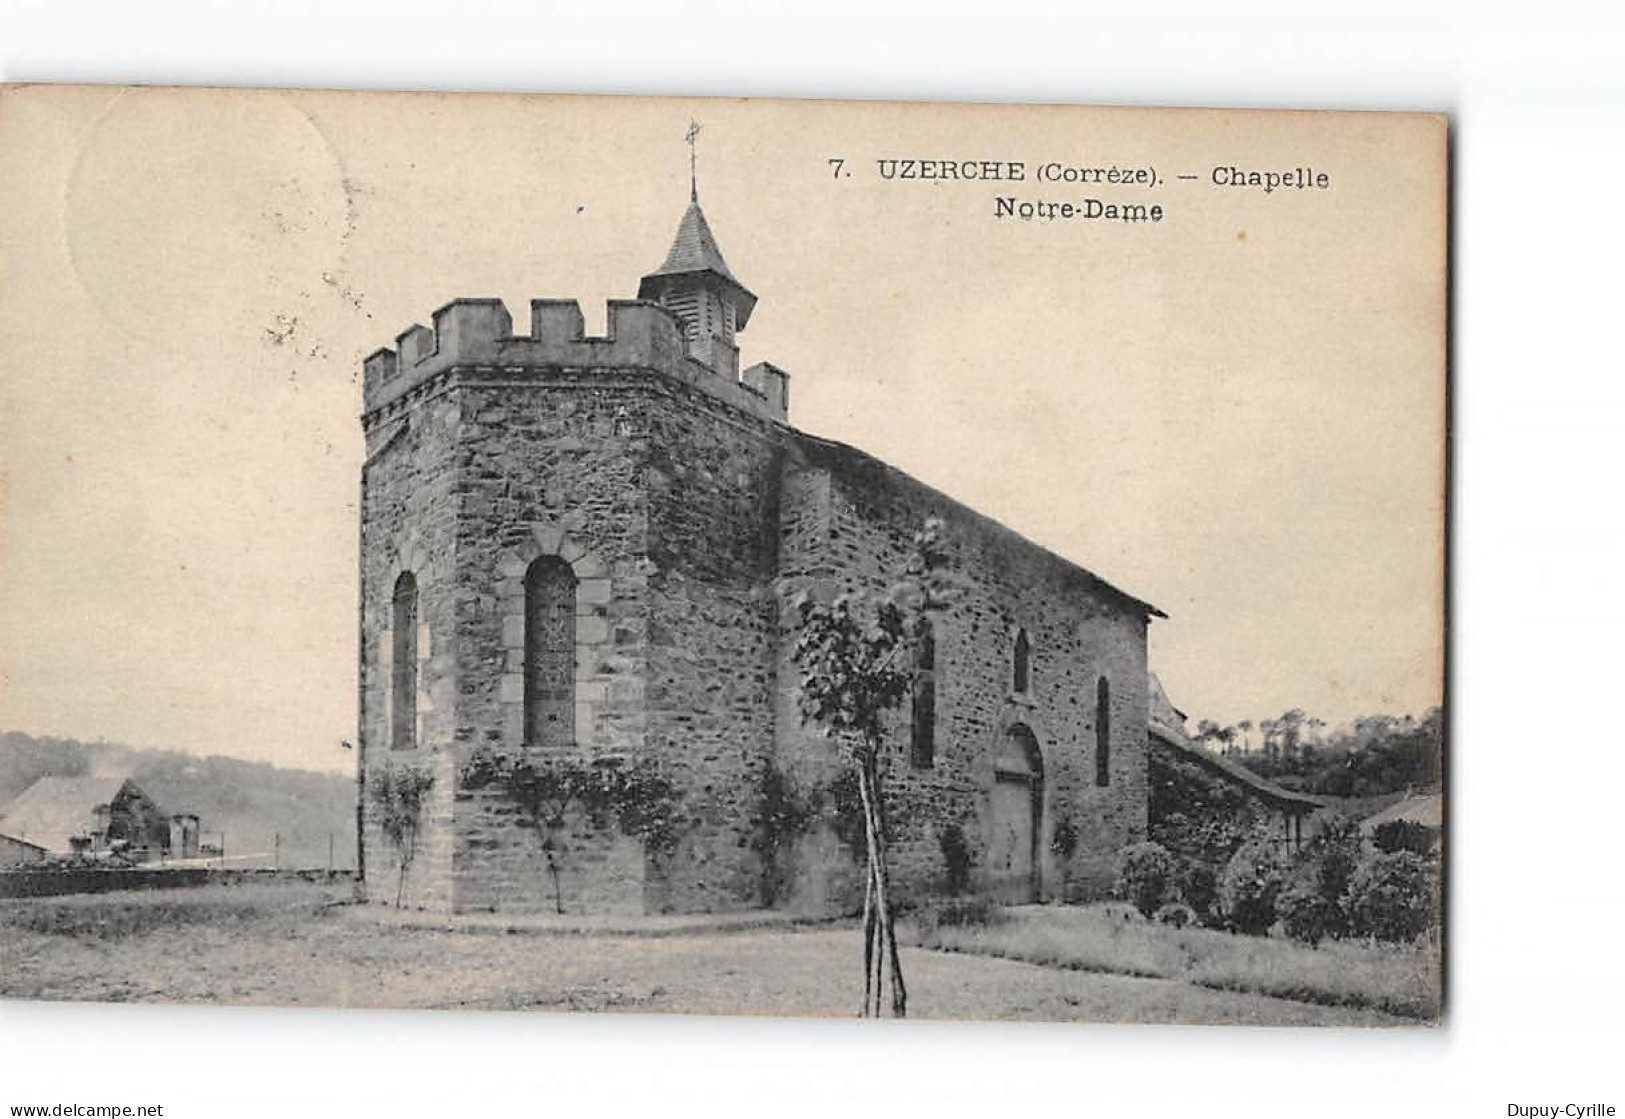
[0,731,356,869]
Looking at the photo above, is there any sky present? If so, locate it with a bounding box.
[0,87,1445,774]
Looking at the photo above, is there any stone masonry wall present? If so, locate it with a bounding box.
[769,466,866,914]
[444,375,653,914]
[359,393,462,911]
[640,385,785,912]
[360,298,1155,915]
[774,438,1151,911]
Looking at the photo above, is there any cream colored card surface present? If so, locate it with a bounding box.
[0,87,1445,1025]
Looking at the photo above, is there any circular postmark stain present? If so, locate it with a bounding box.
[65,89,349,361]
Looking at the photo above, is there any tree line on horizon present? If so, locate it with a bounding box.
[1187,707,1443,799]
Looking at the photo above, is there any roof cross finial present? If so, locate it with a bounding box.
[685,119,702,202]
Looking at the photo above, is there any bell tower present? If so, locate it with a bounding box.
[637,122,757,378]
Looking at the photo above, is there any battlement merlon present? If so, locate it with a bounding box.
[361,298,789,425]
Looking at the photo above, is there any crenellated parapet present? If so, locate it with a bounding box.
[362,298,790,425]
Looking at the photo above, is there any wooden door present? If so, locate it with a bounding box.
[989,774,1037,903]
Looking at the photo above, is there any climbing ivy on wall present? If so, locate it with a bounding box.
[459,750,683,915]
[747,762,820,907]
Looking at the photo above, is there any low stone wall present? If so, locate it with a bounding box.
[0,867,358,900]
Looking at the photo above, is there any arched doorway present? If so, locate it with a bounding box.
[989,724,1044,903]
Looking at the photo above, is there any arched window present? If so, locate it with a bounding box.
[1095,676,1112,786]
[911,621,937,768]
[524,556,578,747]
[390,572,418,751]
[1012,629,1031,694]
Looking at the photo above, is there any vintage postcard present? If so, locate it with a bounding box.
[0,87,1446,1025]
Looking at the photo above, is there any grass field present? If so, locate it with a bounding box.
[0,882,1423,1026]
[909,902,1441,1021]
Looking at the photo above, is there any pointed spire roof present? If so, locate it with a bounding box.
[652,200,740,283]
[638,199,758,330]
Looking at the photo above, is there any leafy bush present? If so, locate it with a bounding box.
[1116,841,1176,918]
[1149,747,1281,927]
[1173,858,1221,926]
[1346,850,1438,943]
[1154,902,1198,928]
[1049,819,1079,860]
[1308,816,1364,900]
[748,763,818,906]
[1219,839,1288,936]
[1372,819,1436,856]
[1276,882,1346,946]
[1273,815,1361,944]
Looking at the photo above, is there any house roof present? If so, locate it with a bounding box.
[0,832,48,854]
[1361,792,1442,831]
[0,775,141,852]
[1147,674,1322,813]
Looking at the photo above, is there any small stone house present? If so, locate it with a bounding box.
[0,776,184,861]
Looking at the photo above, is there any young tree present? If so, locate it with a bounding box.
[368,760,436,908]
[1259,717,1281,762]
[785,517,958,1018]
[1194,719,1223,751]
[1277,708,1309,762]
[459,750,680,915]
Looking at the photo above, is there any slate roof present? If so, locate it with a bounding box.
[1361,792,1442,831]
[0,775,138,852]
[649,201,741,283]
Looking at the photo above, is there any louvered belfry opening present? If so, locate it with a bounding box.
[664,289,702,344]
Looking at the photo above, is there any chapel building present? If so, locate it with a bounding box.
[357,185,1162,914]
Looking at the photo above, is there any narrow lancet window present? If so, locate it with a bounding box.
[1095,676,1112,787]
[911,622,937,768]
[524,557,578,747]
[1013,629,1031,694]
[390,572,418,751]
